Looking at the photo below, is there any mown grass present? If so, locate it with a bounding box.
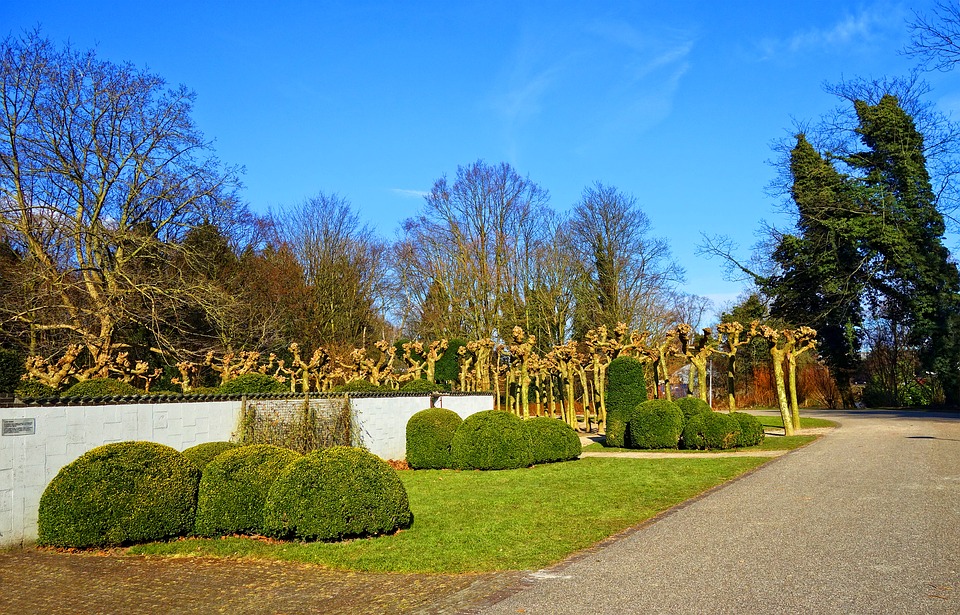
[129,456,767,573]
[756,415,838,429]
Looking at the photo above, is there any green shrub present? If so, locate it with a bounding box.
[435,338,467,384]
[673,396,713,422]
[605,356,647,447]
[37,441,200,548]
[14,379,59,399]
[731,412,765,447]
[62,378,141,398]
[680,411,742,450]
[406,408,463,469]
[182,441,240,471]
[0,349,24,394]
[399,378,442,393]
[525,416,581,464]
[450,410,534,470]
[193,444,301,537]
[331,379,390,393]
[627,399,684,449]
[217,373,286,395]
[263,446,412,541]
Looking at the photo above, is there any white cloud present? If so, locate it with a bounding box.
[390,188,429,199]
[756,5,906,60]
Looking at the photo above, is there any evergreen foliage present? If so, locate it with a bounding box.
[14,379,59,399]
[681,412,742,450]
[673,396,712,422]
[263,446,412,541]
[449,410,534,470]
[331,379,391,393]
[604,356,647,447]
[37,441,200,548]
[627,399,684,449]
[62,378,142,398]
[435,338,467,384]
[730,412,765,447]
[525,416,582,464]
[405,408,463,469]
[0,349,23,394]
[217,373,286,395]
[182,441,240,471]
[399,379,442,393]
[193,444,301,537]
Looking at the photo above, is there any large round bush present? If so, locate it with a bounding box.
[399,378,443,393]
[681,411,742,450]
[627,399,684,449]
[674,396,713,423]
[217,373,286,395]
[605,356,647,447]
[450,410,534,470]
[525,416,581,464]
[331,379,390,393]
[38,441,200,548]
[731,412,765,447]
[182,441,241,471]
[62,377,141,398]
[193,444,301,537]
[263,446,412,541]
[406,408,463,469]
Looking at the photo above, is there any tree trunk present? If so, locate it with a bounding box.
[771,351,794,436]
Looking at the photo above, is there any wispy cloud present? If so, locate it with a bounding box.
[390,188,429,199]
[756,5,907,60]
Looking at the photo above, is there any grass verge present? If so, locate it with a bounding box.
[129,456,767,573]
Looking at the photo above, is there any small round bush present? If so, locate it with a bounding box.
[399,378,442,393]
[673,396,713,423]
[263,446,412,542]
[0,349,24,394]
[38,441,200,548]
[15,379,59,399]
[331,379,390,393]
[681,411,743,450]
[406,408,463,469]
[525,416,581,464]
[605,356,647,447]
[62,377,141,398]
[731,412,765,447]
[217,373,286,395]
[627,399,684,449]
[182,441,241,471]
[450,410,534,470]
[193,444,301,537]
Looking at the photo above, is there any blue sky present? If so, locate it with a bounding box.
[5,1,958,319]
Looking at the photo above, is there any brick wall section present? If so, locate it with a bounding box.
[0,394,492,548]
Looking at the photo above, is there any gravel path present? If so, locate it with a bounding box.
[478,409,960,614]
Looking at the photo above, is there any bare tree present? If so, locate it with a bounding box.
[569,182,684,339]
[906,1,960,72]
[0,31,239,368]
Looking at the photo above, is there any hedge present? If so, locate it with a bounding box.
[450,410,534,470]
[193,444,301,537]
[38,441,200,548]
[263,446,412,541]
[15,379,59,399]
[605,356,647,447]
[182,441,241,471]
[406,408,463,469]
[627,399,684,449]
[62,378,141,398]
[217,373,286,395]
[731,412,765,447]
[673,396,713,422]
[681,411,742,450]
[525,416,581,464]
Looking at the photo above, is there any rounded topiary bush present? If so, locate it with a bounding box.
[731,412,765,447]
[627,399,684,449]
[217,373,286,395]
[263,446,412,541]
[673,396,713,423]
[450,410,534,470]
[182,441,241,471]
[605,356,647,447]
[15,379,59,399]
[525,416,581,464]
[193,444,301,537]
[680,411,743,450]
[38,441,200,548]
[399,378,442,393]
[62,377,141,398]
[406,408,463,469]
[331,379,390,393]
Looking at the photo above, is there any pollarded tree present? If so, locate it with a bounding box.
[0,31,240,370]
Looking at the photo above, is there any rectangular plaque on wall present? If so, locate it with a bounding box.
[2,418,36,436]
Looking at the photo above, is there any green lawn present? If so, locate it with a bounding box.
[756,415,838,429]
[130,456,768,573]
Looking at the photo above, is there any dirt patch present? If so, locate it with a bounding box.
[0,549,524,614]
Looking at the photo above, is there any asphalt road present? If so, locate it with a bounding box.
[478,410,960,614]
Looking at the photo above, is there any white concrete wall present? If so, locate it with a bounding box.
[0,394,493,548]
[0,401,238,548]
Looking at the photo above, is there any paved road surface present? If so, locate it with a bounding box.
[478,410,960,614]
